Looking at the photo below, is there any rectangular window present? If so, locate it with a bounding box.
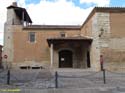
[29,32,35,43]
[60,32,66,37]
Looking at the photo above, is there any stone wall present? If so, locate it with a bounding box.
[96,12,111,70]
[96,12,125,71]
[90,13,101,71]
[53,42,90,68]
[96,13,110,70]
[3,7,22,69]
[3,24,14,69]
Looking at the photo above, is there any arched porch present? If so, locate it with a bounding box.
[47,36,92,68]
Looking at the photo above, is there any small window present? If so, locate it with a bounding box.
[60,32,66,37]
[29,32,35,43]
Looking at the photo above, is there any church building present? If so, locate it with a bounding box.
[3,2,125,71]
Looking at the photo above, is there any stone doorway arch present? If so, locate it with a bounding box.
[59,50,73,68]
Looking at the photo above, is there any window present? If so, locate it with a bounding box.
[29,32,35,43]
[60,32,66,37]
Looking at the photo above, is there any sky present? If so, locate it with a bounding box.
[0,0,125,45]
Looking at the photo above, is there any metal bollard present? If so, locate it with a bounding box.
[100,55,104,71]
[103,69,106,84]
[7,70,10,85]
[55,71,58,88]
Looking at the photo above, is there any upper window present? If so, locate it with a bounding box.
[29,32,35,43]
[60,32,66,37]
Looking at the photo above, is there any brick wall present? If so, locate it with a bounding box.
[97,12,125,71]
[12,25,80,68]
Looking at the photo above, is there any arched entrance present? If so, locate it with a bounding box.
[59,50,73,68]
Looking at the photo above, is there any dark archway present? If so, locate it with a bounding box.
[59,50,73,68]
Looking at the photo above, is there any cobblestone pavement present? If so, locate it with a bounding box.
[0,69,125,91]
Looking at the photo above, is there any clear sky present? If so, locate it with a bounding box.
[0,0,125,45]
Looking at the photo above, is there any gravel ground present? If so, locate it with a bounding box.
[0,69,125,89]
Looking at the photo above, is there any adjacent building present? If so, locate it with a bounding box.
[3,2,125,71]
[0,45,2,68]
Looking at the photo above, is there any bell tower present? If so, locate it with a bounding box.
[3,2,32,69]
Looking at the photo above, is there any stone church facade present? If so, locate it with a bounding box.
[3,2,125,71]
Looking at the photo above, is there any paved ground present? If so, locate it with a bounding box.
[0,87,125,93]
[0,68,125,92]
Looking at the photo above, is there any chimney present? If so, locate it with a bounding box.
[12,2,17,7]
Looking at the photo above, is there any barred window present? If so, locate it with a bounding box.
[60,32,66,37]
[29,32,35,43]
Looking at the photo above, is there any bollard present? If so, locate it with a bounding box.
[55,71,58,88]
[103,69,106,84]
[7,70,10,85]
[101,63,104,71]
[100,55,104,71]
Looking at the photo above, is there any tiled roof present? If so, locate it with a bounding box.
[81,7,125,28]
[47,36,92,40]
[23,25,81,30]
[7,5,32,23]
[47,36,92,46]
